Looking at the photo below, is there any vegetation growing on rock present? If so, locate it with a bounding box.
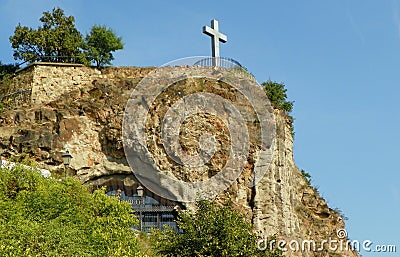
[0,165,142,257]
[150,200,282,257]
[262,80,295,138]
[261,80,293,113]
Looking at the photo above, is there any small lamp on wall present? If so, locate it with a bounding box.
[137,185,144,197]
[136,185,144,231]
[61,150,73,178]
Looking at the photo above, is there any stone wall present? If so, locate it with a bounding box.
[30,63,101,105]
[0,66,34,112]
[7,63,155,106]
[0,89,31,112]
[2,65,34,94]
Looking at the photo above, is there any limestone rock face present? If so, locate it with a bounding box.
[0,64,359,256]
[251,110,360,257]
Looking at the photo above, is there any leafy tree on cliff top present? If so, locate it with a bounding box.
[0,165,141,256]
[151,200,282,257]
[9,7,87,64]
[84,25,124,68]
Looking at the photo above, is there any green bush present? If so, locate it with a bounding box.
[262,80,295,137]
[150,200,282,257]
[0,165,142,257]
[261,80,293,113]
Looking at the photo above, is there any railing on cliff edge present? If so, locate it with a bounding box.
[16,55,83,70]
[193,57,256,82]
[0,89,32,112]
[193,57,243,69]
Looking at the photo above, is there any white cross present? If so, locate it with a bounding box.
[203,19,227,65]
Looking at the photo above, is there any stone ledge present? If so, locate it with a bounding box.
[16,62,85,74]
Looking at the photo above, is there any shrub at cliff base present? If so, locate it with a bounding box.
[0,165,142,257]
[150,200,282,257]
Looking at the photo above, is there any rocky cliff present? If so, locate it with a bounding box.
[0,63,359,257]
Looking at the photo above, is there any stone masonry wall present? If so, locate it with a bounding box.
[7,63,155,106]
[30,64,101,105]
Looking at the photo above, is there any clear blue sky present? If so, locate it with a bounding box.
[1,1,400,255]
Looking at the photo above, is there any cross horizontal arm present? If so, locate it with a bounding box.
[202,26,227,43]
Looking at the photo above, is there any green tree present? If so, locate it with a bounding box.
[151,200,282,257]
[9,7,86,64]
[85,25,123,68]
[0,165,142,256]
[261,80,294,113]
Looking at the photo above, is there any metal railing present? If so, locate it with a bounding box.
[123,198,176,212]
[34,55,82,63]
[106,190,181,233]
[0,88,32,110]
[16,55,84,69]
[193,57,243,69]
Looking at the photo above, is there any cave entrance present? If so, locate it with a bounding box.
[88,174,181,233]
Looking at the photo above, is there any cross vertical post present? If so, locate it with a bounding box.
[203,19,228,67]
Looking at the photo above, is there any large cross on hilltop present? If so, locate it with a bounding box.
[203,19,227,66]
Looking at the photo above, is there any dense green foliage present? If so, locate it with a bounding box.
[151,200,282,257]
[0,165,142,257]
[261,80,294,113]
[9,8,123,67]
[262,80,295,137]
[9,8,86,64]
[85,25,124,68]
